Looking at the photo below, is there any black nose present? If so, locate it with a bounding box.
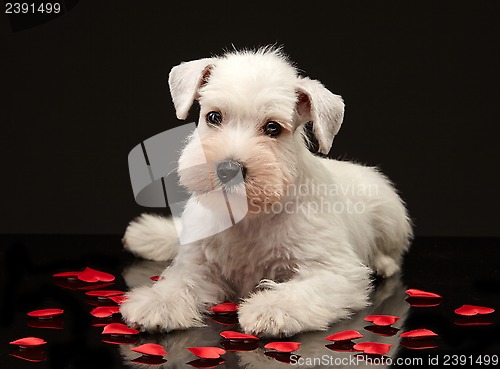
[216,160,246,184]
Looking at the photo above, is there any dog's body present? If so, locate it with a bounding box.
[121,48,412,337]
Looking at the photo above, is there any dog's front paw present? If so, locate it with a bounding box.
[238,293,308,337]
[120,285,204,332]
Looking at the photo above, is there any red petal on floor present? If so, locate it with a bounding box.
[150,275,162,281]
[90,306,120,318]
[405,289,442,299]
[400,329,438,339]
[108,295,128,304]
[220,330,259,341]
[10,337,47,348]
[208,302,238,314]
[131,343,168,356]
[264,341,301,353]
[187,346,226,359]
[353,342,392,355]
[27,308,64,319]
[325,330,363,341]
[364,315,400,326]
[102,323,138,335]
[78,267,115,283]
[454,304,495,316]
[86,290,124,297]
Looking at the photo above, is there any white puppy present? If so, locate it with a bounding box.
[121,47,412,337]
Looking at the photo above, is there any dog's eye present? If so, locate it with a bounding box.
[206,111,222,126]
[263,121,282,137]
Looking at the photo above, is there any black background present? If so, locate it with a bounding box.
[1,0,499,236]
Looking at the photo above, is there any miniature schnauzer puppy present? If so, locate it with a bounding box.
[121,47,412,337]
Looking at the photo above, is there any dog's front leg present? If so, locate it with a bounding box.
[120,254,226,332]
[238,266,371,337]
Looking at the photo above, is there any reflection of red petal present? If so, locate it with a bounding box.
[264,342,301,353]
[209,315,238,326]
[325,330,363,341]
[220,330,259,341]
[90,306,120,318]
[406,297,442,307]
[27,316,64,330]
[208,302,238,314]
[265,352,298,364]
[78,267,115,283]
[353,342,392,355]
[187,346,226,359]
[364,315,399,326]
[10,337,47,348]
[9,348,47,363]
[455,304,495,316]
[131,343,168,356]
[27,308,64,319]
[108,295,128,304]
[405,289,442,299]
[400,338,438,350]
[187,358,226,368]
[131,356,168,365]
[102,323,138,335]
[221,340,260,352]
[455,316,495,326]
[86,290,124,297]
[102,336,139,345]
[400,329,438,339]
[326,341,357,352]
[78,282,115,291]
[52,271,80,278]
[364,325,399,337]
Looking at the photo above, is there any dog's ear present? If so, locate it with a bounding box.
[168,58,215,120]
[296,77,345,154]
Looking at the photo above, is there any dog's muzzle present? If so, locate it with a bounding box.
[217,160,246,184]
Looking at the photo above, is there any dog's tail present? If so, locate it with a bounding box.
[123,213,180,261]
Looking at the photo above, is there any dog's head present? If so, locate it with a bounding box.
[169,48,344,214]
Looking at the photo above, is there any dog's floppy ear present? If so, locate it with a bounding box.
[168,58,215,120]
[296,77,345,154]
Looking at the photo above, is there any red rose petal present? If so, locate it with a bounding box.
[78,267,115,283]
[353,342,392,355]
[400,329,438,339]
[90,306,121,318]
[108,295,128,304]
[102,323,139,335]
[150,275,162,281]
[364,315,400,326]
[325,330,363,341]
[220,330,259,341]
[405,289,442,299]
[264,342,301,353]
[131,343,168,356]
[86,290,124,298]
[187,346,226,359]
[454,304,495,316]
[10,337,47,348]
[208,302,238,314]
[27,308,64,319]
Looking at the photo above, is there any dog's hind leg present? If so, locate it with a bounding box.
[123,213,180,261]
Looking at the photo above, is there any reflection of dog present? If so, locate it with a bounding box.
[121,47,412,337]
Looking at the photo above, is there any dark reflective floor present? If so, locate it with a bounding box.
[0,235,498,369]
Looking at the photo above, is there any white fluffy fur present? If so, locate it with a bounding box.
[121,47,412,337]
